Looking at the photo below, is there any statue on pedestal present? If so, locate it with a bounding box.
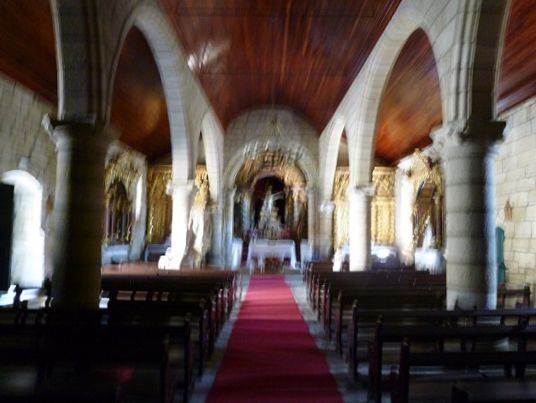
[258,185,284,239]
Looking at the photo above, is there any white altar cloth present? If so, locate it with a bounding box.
[247,239,297,272]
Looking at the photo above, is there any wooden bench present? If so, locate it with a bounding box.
[391,338,536,403]
[101,274,226,348]
[450,380,536,402]
[41,309,195,403]
[106,298,210,377]
[348,306,536,382]
[371,320,536,402]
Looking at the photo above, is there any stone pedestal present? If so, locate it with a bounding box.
[45,118,110,309]
[347,185,374,271]
[438,121,505,309]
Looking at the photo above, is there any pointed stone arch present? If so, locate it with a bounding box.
[107,1,194,183]
[348,3,448,186]
[200,111,224,203]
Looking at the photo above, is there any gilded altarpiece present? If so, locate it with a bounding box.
[146,166,172,244]
[104,151,141,246]
[333,168,349,250]
[409,151,444,249]
[371,167,396,245]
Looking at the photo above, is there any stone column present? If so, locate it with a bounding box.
[307,187,316,258]
[168,181,194,269]
[240,192,251,235]
[347,185,374,271]
[224,187,236,267]
[438,121,505,309]
[317,200,335,259]
[208,201,224,267]
[43,117,110,310]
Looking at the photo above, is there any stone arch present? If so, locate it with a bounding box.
[1,170,45,288]
[347,3,449,186]
[318,117,346,201]
[200,111,224,203]
[107,1,194,182]
[224,142,318,192]
[470,1,509,120]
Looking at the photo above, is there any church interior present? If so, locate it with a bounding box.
[0,0,536,402]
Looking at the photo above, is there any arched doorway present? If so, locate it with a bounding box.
[1,170,44,288]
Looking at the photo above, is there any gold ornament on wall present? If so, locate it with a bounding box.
[333,168,349,250]
[371,167,396,245]
[146,165,172,244]
[409,150,444,249]
[104,151,142,246]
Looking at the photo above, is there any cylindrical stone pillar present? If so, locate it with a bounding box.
[208,202,224,267]
[347,186,373,271]
[317,200,334,259]
[307,187,316,258]
[169,181,194,269]
[48,121,110,310]
[224,187,236,267]
[444,131,503,309]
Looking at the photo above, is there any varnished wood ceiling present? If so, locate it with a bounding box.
[497,0,536,114]
[0,0,56,103]
[111,28,171,160]
[0,1,534,162]
[375,29,443,164]
[160,0,401,133]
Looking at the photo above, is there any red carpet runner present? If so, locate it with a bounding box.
[207,275,343,403]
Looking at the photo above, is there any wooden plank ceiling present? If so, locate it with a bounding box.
[160,0,401,133]
[0,1,534,162]
[497,0,536,114]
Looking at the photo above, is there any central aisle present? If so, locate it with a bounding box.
[207,275,343,403]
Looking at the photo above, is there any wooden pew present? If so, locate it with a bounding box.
[371,319,536,402]
[101,274,225,349]
[450,381,536,402]
[391,338,536,403]
[333,288,445,355]
[40,309,195,403]
[106,298,210,377]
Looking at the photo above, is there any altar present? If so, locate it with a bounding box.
[247,239,297,272]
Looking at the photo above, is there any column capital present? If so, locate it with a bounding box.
[167,180,195,197]
[42,114,113,152]
[431,120,506,151]
[319,199,335,215]
[347,183,375,200]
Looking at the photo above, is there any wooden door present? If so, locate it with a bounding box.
[0,183,14,290]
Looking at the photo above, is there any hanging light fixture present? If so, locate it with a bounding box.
[242,116,304,168]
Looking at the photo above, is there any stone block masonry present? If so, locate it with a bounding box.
[496,97,536,293]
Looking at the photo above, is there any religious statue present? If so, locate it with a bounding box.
[257,185,284,239]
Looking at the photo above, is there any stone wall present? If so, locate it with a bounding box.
[0,73,56,224]
[496,96,536,289]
